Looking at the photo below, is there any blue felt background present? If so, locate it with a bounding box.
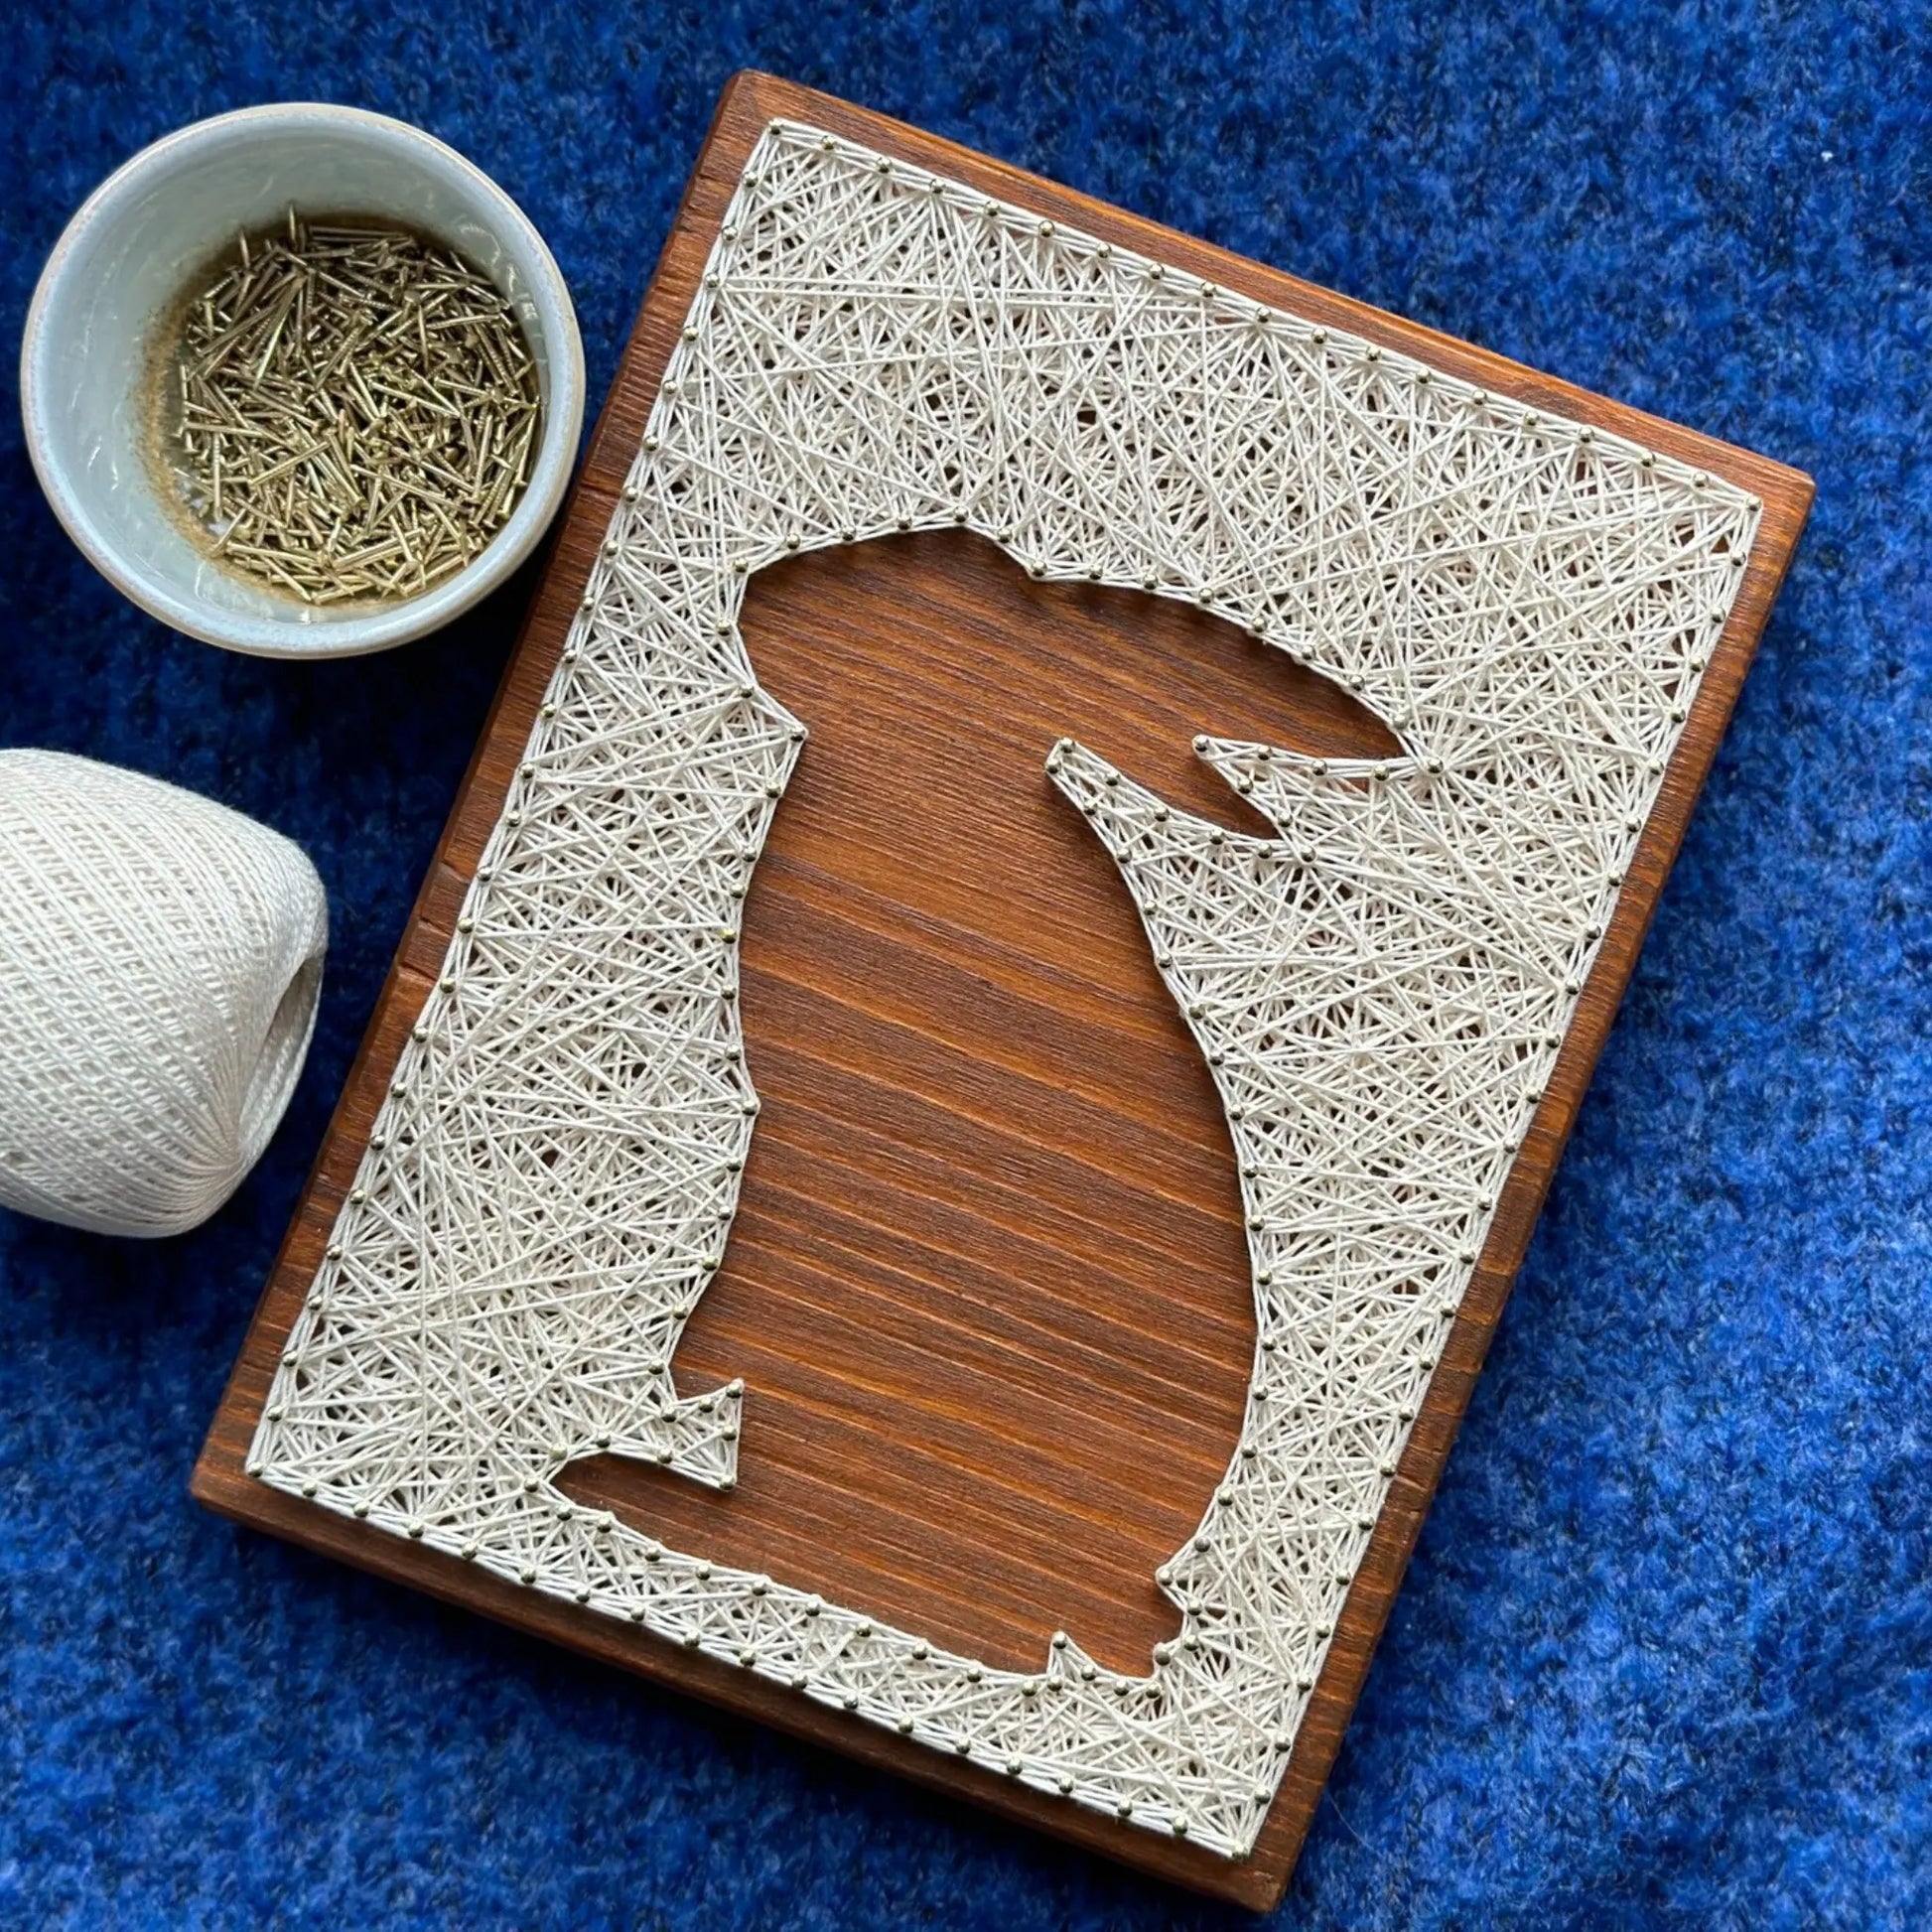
[2,4,1926,1926]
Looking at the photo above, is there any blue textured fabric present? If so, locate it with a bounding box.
[2,5,1926,1925]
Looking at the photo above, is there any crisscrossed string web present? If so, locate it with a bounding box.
[251,121,1759,1858]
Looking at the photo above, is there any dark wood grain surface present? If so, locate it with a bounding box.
[561,530,1397,1678]
[195,71,1813,1910]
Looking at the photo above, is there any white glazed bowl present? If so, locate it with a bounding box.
[20,103,586,657]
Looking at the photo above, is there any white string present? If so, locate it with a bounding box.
[0,750,328,1238]
[250,121,1758,1858]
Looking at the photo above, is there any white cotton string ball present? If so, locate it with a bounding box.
[0,750,329,1238]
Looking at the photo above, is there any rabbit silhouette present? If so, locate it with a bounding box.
[561,528,1397,1673]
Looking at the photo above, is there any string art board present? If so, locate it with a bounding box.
[197,74,1811,1909]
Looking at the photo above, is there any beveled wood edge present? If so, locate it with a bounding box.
[194,69,1815,1913]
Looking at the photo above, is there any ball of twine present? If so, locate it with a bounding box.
[0,751,328,1238]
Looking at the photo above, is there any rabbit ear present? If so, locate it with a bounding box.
[1186,736,1436,841]
[1045,737,1272,855]
[1045,731,1429,852]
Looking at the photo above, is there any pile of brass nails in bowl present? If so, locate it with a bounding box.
[163,211,542,607]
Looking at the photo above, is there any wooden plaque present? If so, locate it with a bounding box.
[197,73,1811,1910]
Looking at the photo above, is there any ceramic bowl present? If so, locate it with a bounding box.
[20,102,586,657]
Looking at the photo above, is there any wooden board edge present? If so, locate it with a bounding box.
[194,69,1815,1914]
[1259,469,1812,1898]
[190,1449,1288,1906]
